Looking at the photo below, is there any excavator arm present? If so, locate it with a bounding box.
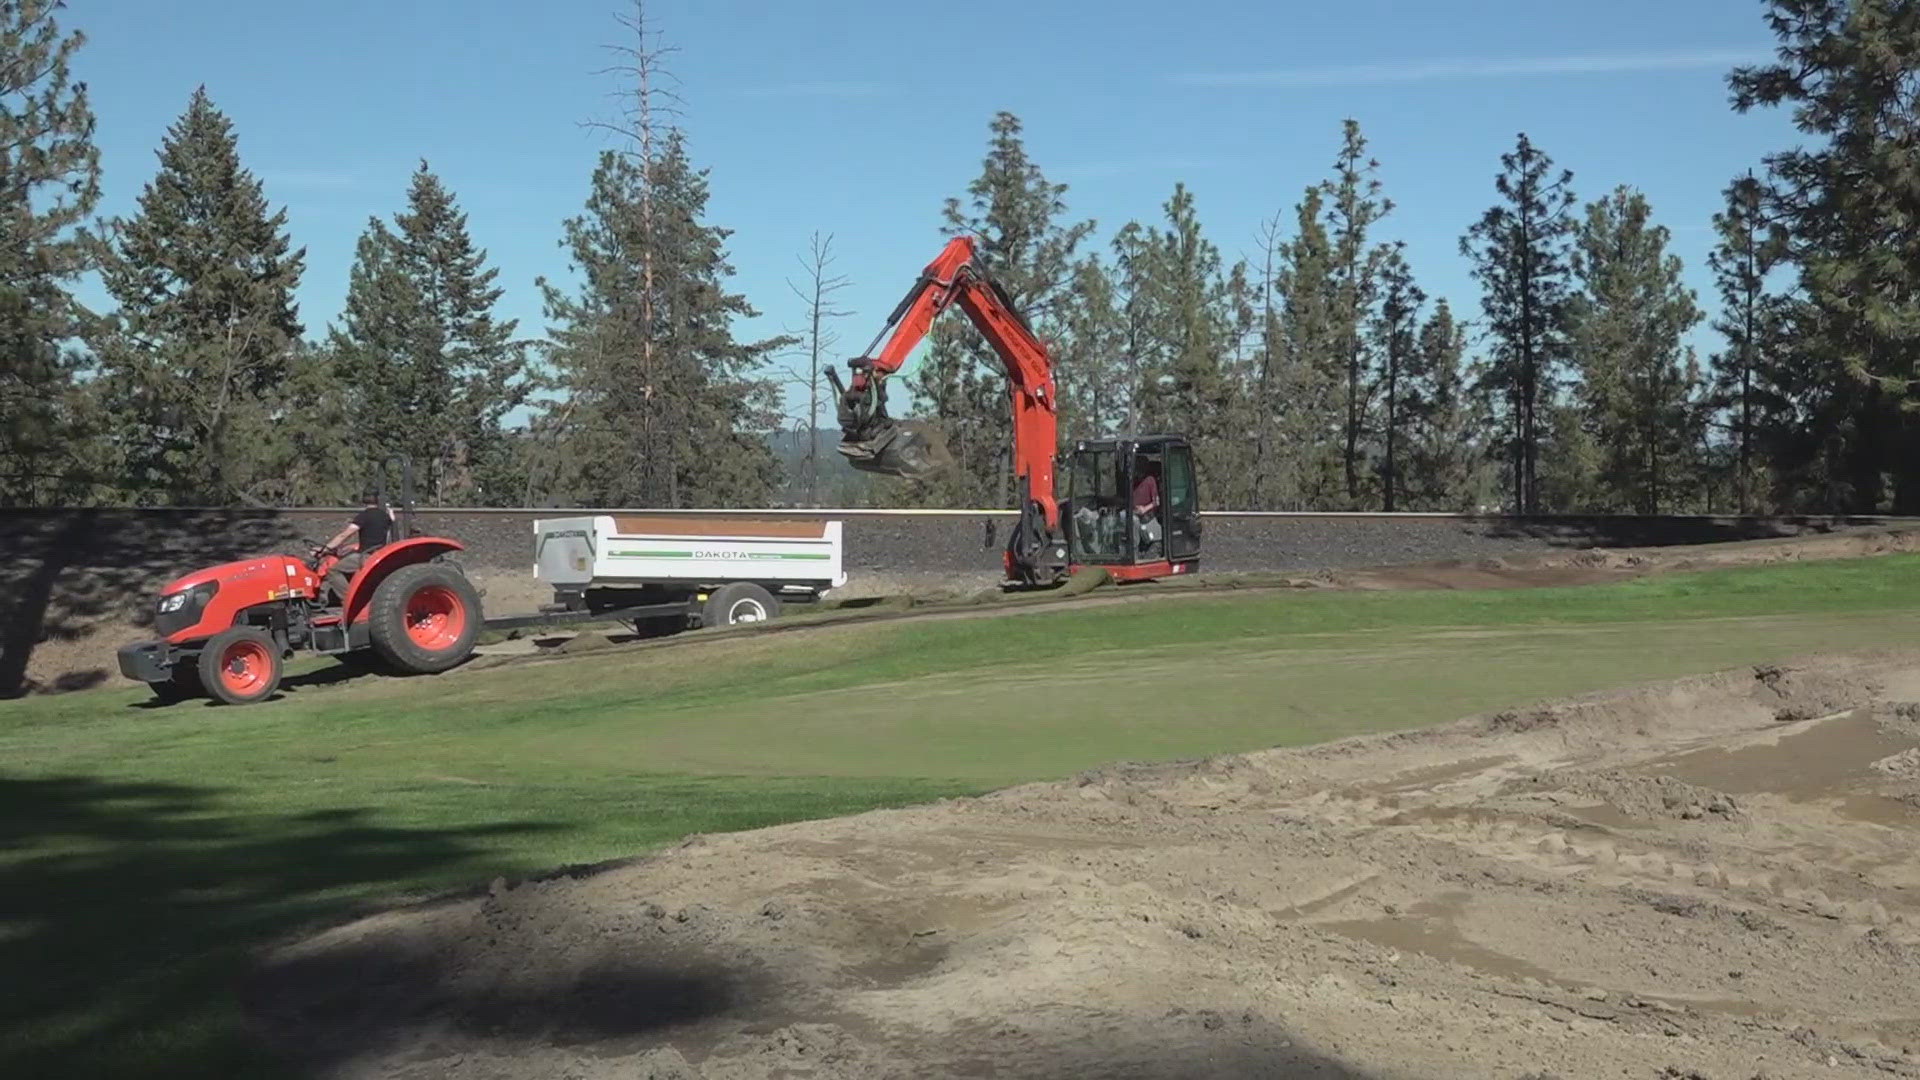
[827,235,1069,584]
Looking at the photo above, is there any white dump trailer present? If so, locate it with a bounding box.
[508,515,847,632]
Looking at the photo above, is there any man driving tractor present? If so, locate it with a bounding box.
[319,492,396,605]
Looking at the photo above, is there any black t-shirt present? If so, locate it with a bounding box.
[353,505,393,553]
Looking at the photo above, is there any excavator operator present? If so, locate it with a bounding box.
[1133,458,1163,556]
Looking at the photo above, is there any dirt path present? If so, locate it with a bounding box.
[247,651,1920,1078]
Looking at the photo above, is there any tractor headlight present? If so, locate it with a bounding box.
[155,581,218,635]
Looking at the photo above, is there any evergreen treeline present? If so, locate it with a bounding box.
[4,0,1916,513]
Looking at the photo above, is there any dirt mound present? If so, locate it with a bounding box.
[1543,768,1744,821]
[1875,748,1920,780]
[1881,702,1920,737]
[247,653,1920,1078]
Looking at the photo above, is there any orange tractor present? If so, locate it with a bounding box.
[117,473,482,705]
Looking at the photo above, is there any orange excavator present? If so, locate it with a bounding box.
[826,235,1202,587]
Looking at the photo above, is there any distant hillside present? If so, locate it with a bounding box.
[767,426,883,507]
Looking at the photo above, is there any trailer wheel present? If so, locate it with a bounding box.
[703,583,780,628]
[369,562,482,674]
[198,627,282,706]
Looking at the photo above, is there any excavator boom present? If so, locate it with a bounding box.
[829,236,1068,583]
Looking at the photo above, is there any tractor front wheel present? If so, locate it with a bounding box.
[368,563,482,675]
[198,627,283,706]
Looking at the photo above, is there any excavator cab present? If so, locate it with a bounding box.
[1064,435,1201,580]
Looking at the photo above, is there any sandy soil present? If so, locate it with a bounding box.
[245,651,1920,1079]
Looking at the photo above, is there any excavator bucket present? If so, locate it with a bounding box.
[837,418,955,481]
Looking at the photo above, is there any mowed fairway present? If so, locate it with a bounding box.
[4,554,1920,1077]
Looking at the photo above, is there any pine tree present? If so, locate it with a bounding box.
[1402,299,1492,510]
[1371,243,1424,511]
[250,338,361,505]
[1706,172,1789,513]
[94,87,306,504]
[1247,211,1288,509]
[904,111,1095,506]
[1135,184,1233,475]
[1108,220,1157,435]
[1568,186,1704,513]
[332,162,529,505]
[535,132,788,507]
[1728,0,1920,511]
[1460,132,1578,514]
[331,217,423,492]
[1051,253,1127,445]
[0,0,100,505]
[1213,258,1261,509]
[1748,295,1857,510]
[1275,186,1343,508]
[1322,120,1394,507]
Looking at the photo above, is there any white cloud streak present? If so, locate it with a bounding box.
[1174,48,1767,88]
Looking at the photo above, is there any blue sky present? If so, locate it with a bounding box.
[75,0,1799,421]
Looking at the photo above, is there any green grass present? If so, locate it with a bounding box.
[5,552,1920,1076]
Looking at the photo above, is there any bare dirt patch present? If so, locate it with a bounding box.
[248,652,1920,1078]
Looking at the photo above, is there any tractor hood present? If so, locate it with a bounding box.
[160,555,306,596]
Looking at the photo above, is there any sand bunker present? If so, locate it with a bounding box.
[246,653,1920,1078]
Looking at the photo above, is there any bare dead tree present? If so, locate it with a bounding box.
[1251,210,1286,510]
[582,0,684,505]
[783,232,852,505]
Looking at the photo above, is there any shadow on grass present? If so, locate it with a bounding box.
[123,655,468,711]
[244,933,749,1077]
[0,774,560,1078]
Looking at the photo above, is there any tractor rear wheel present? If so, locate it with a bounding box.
[198,627,283,706]
[368,562,482,675]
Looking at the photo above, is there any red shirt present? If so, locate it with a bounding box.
[1133,474,1158,511]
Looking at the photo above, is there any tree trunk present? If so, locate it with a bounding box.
[1737,277,1754,514]
[1345,339,1360,506]
[807,281,821,506]
[1383,345,1398,512]
[1850,379,1884,514]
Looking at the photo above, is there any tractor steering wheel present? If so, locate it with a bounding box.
[301,538,333,570]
